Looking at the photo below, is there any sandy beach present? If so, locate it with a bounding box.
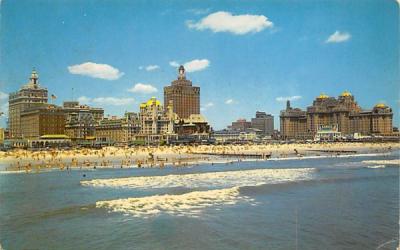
[0,142,398,173]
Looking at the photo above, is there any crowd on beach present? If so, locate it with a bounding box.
[0,142,398,173]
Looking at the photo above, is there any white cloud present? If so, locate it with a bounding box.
[201,102,214,111]
[276,95,302,102]
[139,65,160,71]
[0,91,8,100]
[77,96,91,104]
[128,83,158,94]
[325,31,351,43]
[145,65,160,71]
[187,8,211,15]
[225,99,236,105]
[187,11,273,35]
[92,97,135,106]
[184,59,210,72]
[169,59,210,72]
[169,61,180,67]
[68,62,124,80]
[204,102,214,108]
[77,96,135,106]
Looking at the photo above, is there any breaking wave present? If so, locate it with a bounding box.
[362,159,400,166]
[96,187,252,218]
[366,165,386,169]
[82,168,316,189]
[267,152,390,161]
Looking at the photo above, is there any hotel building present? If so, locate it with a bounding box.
[174,114,210,140]
[95,112,140,145]
[229,119,252,131]
[280,91,393,140]
[8,69,48,138]
[63,101,104,140]
[137,97,175,143]
[164,65,200,119]
[251,111,274,136]
[20,104,65,139]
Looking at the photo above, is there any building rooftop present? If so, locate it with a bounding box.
[340,90,352,97]
[374,103,387,108]
[317,93,329,99]
[140,97,161,108]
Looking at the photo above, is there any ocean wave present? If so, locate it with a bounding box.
[267,152,390,161]
[362,159,400,166]
[0,167,98,175]
[366,165,386,169]
[82,168,315,189]
[0,170,28,175]
[96,187,254,218]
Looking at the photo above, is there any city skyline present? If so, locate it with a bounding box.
[0,0,398,130]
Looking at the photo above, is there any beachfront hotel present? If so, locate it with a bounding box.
[63,101,104,142]
[280,91,394,140]
[164,65,200,119]
[95,112,140,146]
[251,112,274,136]
[8,69,48,139]
[228,112,274,136]
[137,97,175,143]
[4,69,394,147]
[20,104,66,139]
[4,68,211,147]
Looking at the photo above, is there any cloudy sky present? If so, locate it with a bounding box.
[0,0,398,129]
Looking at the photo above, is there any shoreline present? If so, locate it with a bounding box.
[0,142,398,173]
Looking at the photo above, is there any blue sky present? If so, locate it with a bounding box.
[0,0,398,130]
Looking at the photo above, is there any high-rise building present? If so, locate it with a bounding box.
[251,111,274,135]
[8,69,48,138]
[280,91,393,140]
[164,65,200,119]
[280,101,308,140]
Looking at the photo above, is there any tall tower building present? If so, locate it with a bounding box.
[8,69,48,138]
[164,65,200,119]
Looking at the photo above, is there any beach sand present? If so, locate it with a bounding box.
[0,142,398,172]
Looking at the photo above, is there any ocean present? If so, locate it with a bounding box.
[0,152,399,250]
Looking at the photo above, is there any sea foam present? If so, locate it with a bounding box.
[82,168,315,190]
[96,187,252,218]
[362,159,400,166]
[91,168,315,218]
[267,152,390,161]
[366,165,386,169]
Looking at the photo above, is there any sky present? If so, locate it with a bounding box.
[0,0,399,130]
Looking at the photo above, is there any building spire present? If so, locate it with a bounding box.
[178,65,186,80]
[29,68,39,87]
